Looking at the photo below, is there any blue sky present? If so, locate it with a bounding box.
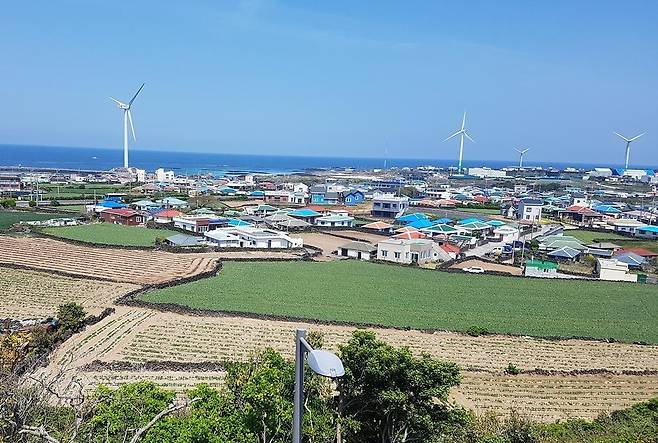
[2,0,657,166]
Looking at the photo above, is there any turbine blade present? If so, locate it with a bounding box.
[629,132,645,141]
[614,132,631,142]
[461,111,466,131]
[129,83,145,106]
[443,131,461,142]
[522,148,530,154]
[109,97,126,107]
[127,110,136,141]
[464,132,475,143]
[514,148,522,154]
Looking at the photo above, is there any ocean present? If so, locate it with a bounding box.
[0,144,652,175]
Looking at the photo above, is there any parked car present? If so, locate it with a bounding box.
[462,266,485,274]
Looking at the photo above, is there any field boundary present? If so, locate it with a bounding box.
[120,264,642,345]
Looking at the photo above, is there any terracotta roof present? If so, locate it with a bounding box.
[362,221,393,230]
[102,208,139,217]
[392,231,427,240]
[616,247,658,258]
[440,243,460,254]
[155,209,184,218]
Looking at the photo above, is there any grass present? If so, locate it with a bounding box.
[42,223,178,246]
[567,229,658,253]
[140,260,658,343]
[55,205,87,214]
[0,210,70,230]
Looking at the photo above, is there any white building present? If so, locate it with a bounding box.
[517,198,542,221]
[596,258,637,282]
[466,167,506,178]
[205,227,303,249]
[315,215,354,228]
[337,241,377,260]
[376,239,439,265]
[609,218,646,234]
[155,168,175,182]
[493,225,520,242]
[371,194,410,218]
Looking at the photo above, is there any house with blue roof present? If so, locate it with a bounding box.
[227,218,252,227]
[433,217,453,224]
[408,219,434,229]
[157,197,189,209]
[636,225,658,239]
[98,200,128,209]
[343,189,365,206]
[397,213,428,224]
[457,217,484,225]
[288,208,321,224]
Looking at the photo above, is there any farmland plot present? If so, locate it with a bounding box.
[0,267,138,317]
[0,236,219,284]
[42,307,658,421]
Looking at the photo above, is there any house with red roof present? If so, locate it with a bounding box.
[100,208,144,226]
[615,247,658,258]
[557,205,605,226]
[440,243,461,260]
[153,209,184,224]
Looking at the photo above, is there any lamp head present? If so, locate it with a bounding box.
[307,350,345,378]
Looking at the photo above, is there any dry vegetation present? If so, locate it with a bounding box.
[41,306,658,422]
[0,267,138,317]
[0,236,218,284]
[6,235,658,422]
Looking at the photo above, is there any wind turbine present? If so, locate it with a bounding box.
[613,131,645,170]
[110,83,145,168]
[514,147,530,169]
[444,112,475,174]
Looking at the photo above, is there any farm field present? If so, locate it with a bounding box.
[41,306,658,421]
[566,229,658,252]
[141,260,658,343]
[0,235,219,284]
[0,210,70,230]
[0,267,138,317]
[42,223,179,246]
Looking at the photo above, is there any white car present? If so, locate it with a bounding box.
[462,266,485,274]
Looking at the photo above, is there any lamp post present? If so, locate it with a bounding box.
[293,329,345,443]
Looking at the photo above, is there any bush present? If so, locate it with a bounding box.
[28,200,37,207]
[50,199,60,206]
[0,198,16,208]
[56,303,87,333]
[505,363,520,375]
[466,326,489,337]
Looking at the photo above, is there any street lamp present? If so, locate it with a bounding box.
[293,329,344,443]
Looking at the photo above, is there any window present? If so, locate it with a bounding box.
[383,203,391,209]
[381,250,388,257]
[394,252,401,259]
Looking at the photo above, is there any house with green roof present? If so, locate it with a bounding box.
[524,259,559,278]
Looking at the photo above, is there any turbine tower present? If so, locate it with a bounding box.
[515,147,530,169]
[110,83,145,168]
[613,131,645,170]
[444,112,475,174]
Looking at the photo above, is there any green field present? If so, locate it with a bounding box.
[140,260,658,343]
[55,204,87,214]
[42,223,178,246]
[567,230,658,252]
[0,210,70,230]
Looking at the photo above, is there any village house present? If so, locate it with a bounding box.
[524,260,559,278]
[337,241,377,260]
[157,197,189,209]
[315,214,354,228]
[204,226,303,248]
[371,194,410,218]
[376,238,439,265]
[557,205,605,226]
[100,208,144,226]
[596,258,637,282]
[517,198,543,221]
[153,208,184,224]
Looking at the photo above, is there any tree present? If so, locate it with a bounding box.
[0,198,16,207]
[56,303,86,333]
[337,330,463,443]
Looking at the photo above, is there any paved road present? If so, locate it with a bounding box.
[465,223,558,258]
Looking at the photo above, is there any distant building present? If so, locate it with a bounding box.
[517,198,543,222]
[372,194,409,218]
[466,167,507,178]
[204,227,302,248]
[376,238,438,264]
[337,241,377,260]
[100,209,144,226]
[524,260,559,278]
[155,168,175,182]
[315,215,354,228]
[596,258,637,282]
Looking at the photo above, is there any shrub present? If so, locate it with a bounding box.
[56,303,87,333]
[50,199,60,206]
[0,198,16,208]
[505,363,520,375]
[466,326,489,337]
[28,200,37,207]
